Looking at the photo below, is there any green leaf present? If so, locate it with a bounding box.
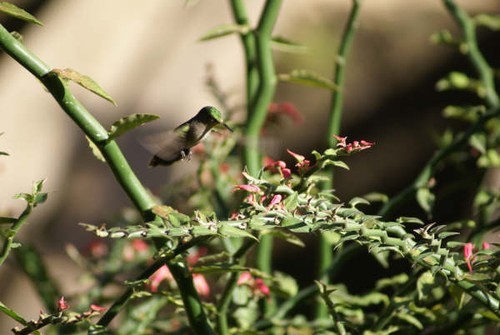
[395,313,423,330]
[52,68,116,106]
[397,216,424,225]
[278,69,338,91]
[86,136,106,162]
[0,2,43,25]
[349,197,370,208]
[192,263,248,274]
[416,188,435,216]
[218,224,257,241]
[469,133,486,154]
[0,151,8,156]
[0,301,28,325]
[108,114,159,140]
[265,229,305,247]
[362,192,389,203]
[430,30,456,45]
[271,36,307,53]
[283,191,298,211]
[474,14,500,31]
[375,273,409,290]
[198,23,250,41]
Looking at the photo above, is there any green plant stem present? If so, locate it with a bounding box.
[442,0,499,108]
[235,0,281,316]
[97,237,204,328]
[0,24,214,334]
[244,0,281,176]
[229,0,258,112]
[317,0,362,319]
[216,239,256,335]
[380,1,500,218]
[0,203,32,267]
[378,106,500,218]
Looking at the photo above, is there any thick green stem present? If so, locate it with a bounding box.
[317,0,362,319]
[0,24,213,334]
[229,0,258,112]
[240,0,282,316]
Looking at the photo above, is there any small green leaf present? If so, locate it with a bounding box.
[474,14,500,31]
[52,68,117,106]
[0,2,43,25]
[430,30,456,45]
[349,197,370,208]
[85,136,106,162]
[278,69,338,91]
[416,188,435,216]
[397,216,424,225]
[0,301,28,325]
[362,192,389,203]
[272,36,307,53]
[108,114,159,140]
[283,191,298,211]
[198,23,250,41]
[192,263,248,274]
[218,224,257,241]
[395,313,423,330]
[265,230,305,247]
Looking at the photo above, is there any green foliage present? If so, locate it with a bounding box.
[278,69,339,91]
[1,0,499,334]
[52,68,117,106]
[107,114,159,140]
[0,2,42,25]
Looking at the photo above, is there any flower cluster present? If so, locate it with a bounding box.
[463,241,490,273]
[237,272,270,298]
[233,181,284,209]
[333,135,374,153]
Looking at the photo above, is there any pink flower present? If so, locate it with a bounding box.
[237,271,253,285]
[287,149,311,173]
[267,102,304,125]
[193,273,210,298]
[237,272,271,298]
[482,242,490,250]
[90,304,107,313]
[149,265,174,292]
[254,278,271,297]
[263,157,292,179]
[267,194,283,209]
[186,246,208,265]
[57,296,69,312]
[333,134,374,153]
[233,184,261,193]
[86,240,108,258]
[463,242,474,273]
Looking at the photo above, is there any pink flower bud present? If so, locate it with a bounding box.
[57,296,69,311]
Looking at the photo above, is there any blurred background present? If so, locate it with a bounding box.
[1,0,498,332]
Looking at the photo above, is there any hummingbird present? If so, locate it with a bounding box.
[148,106,232,167]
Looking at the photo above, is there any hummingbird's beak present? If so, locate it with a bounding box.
[222,122,233,132]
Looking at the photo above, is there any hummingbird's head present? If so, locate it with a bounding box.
[198,106,233,131]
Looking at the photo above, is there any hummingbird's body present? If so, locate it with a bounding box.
[148,106,232,167]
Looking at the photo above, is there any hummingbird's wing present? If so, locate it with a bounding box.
[141,128,187,167]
